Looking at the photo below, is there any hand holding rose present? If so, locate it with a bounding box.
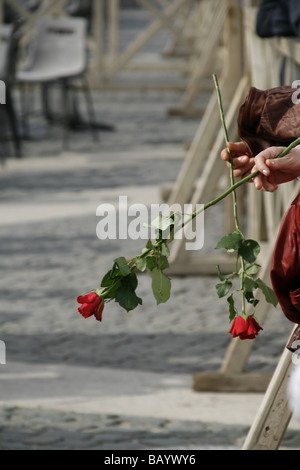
[221,142,300,192]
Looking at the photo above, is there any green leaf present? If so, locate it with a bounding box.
[245,263,261,276]
[215,231,243,252]
[146,240,154,250]
[256,278,278,307]
[123,272,138,291]
[114,257,131,277]
[216,265,236,282]
[146,256,156,272]
[216,281,232,298]
[227,294,237,322]
[114,272,142,312]
[115,287,143,312]
[161,242,170,257]
[157,254,169,271]
[151,268,171,305]
[243,275,258,293]
[238,239,260,264]
[136,257,147,272]
[101,269,115,288]
[245,291,260,307]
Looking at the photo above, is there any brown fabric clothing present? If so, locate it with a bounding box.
[238,86,300,156]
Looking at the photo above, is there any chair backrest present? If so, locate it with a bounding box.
[67,0,92,18]
[0,21,22,82]
[23,16,88,78]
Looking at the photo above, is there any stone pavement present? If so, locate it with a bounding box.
[0,9,300,451]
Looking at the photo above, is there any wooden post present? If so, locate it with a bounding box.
[106,0,188,78]
[136,0,181,36]
[162,0,195,57]
[242,327,297,450]
[168,0,226,116]
[92,0,104,70]
[109,0,119,69]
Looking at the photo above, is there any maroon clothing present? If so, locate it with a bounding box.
[270,192,300,325]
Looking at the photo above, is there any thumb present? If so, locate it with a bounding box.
[255,146,286,174]
[266,154,294,171]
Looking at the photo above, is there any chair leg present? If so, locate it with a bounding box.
[19,82,31,140]
[61,79,71,150]
[5,87,22,158]
[81,75,99,143]
[41,83,55,123]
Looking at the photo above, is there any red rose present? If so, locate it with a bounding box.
[229,316,248,338]
[242,316,263,339]
[77,292,104,322]
[229,316,263,340]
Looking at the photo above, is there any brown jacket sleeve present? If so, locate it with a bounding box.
[238,86,300,155]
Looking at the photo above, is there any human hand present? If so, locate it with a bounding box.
[253,146,300,192]
[220,141,255,178]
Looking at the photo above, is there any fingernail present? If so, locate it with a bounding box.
[263,170,268,175]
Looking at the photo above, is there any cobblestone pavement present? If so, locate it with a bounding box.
[0,9,300,451]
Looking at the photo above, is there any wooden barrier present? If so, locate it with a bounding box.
[167,0,226,117]
[241,5,300,450]
[242,326,297,450]
[0,0,204,91]
[166,0,246,276]
[192,3,300,450]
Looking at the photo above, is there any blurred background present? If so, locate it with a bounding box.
[0,0,299,451]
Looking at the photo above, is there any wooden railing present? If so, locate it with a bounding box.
[0,0,213,91]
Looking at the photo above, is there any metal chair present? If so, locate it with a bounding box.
[0,22,22,158]
[16,15,99,148]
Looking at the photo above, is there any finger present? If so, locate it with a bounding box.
[255,146,287,174]
[221,141,252,162]
[232,155,250,168]
[253,170,278,192]
[254,173,263,190]
[227,141,253,157]
[233,168,251,178]
[221,148,230,162]
[254,153,271,177]
[226,155,250,169]
[266,156,292,171]
[252,164,263,190]
[261,178,278,192]
[231,158,255,178]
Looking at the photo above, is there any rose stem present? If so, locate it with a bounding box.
[213,73,246,314]
[213,74,240,231]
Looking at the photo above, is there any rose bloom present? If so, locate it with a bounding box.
[229,315,263,340]
[77,292,104,322]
